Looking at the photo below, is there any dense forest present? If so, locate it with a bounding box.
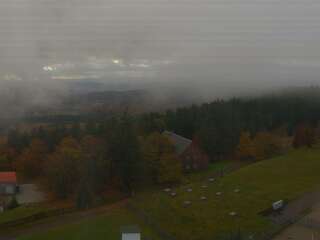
[1,87,320,208]
[140,87,320,159]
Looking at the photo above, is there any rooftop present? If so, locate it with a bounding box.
[162,131,192,154]
[0,172,17,183]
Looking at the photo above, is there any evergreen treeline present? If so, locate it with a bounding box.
[0,87,320,207]
[139,89,320,160]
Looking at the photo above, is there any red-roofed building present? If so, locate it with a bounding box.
[0,172,17,195]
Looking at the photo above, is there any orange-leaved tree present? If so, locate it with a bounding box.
[14,139,48,178]
[293,124,316,148]
[236,131,256,161]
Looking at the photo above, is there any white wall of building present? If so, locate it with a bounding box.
[122,233,141,240]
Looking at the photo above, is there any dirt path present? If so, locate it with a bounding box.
[0,199,128,240]
[270,190,320,240]
[270,190,320,225]
[272,202,320,240]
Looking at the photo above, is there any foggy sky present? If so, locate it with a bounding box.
[1,0,320,92]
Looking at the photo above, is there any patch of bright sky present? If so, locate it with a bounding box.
[42,57,172,80]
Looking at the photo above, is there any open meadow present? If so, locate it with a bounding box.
[132,147,320,239]
[11,147,320,240]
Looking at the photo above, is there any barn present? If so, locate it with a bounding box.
[162,131,209,171]
[0,172,18,195]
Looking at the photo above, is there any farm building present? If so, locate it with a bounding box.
[163,131,209,171]
[0,172,18,195]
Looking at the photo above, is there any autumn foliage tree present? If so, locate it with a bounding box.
[253,132,283,160]
[142,132,182,184]
[236,130,287,161]
[44,137,82,199]
[44,136,109,206]
[293,124,316,148]
[158,153,182,184]
[14,139,48,178]
[235,132,256,161]
[0,144,17,171]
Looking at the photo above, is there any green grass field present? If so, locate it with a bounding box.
[132,147,320,240]
[183,160,233,183]
[13,147,320,240]
[0,206,48,225]
[18,208,161,240]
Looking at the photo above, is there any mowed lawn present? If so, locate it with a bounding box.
[132,147,320,240]
[14,148,320,240]
[0,206,49,225]
[17,208,162,240]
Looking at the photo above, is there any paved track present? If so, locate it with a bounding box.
[273,202,320,240]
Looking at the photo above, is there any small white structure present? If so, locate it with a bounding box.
[234,189,240,193]
[272,200,284,211]
[229,211,237,217]
[187,188,192,192]
[209,178,215,182]
[201,185,207,189]
[121,226,141,240]
[164,188,171,193]
[216,192,222,196]
[170,192,177,197]
[200,196,207,201]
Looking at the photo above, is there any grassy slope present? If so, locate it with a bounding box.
[18,208,161,240]
[184,160,232,183]
[14,147,320,240]
[0,206,48,225]
[132,147,320,240]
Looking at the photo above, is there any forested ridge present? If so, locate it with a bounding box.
[1,87,320,208]
[140,86,320,159]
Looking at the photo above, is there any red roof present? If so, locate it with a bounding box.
[0,172,17,183]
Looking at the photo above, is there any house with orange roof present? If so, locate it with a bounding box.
[0,172,18,195]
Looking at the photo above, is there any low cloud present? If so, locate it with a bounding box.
[0,0,320,117]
